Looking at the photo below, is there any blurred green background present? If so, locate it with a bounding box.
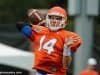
[0,0,100,74]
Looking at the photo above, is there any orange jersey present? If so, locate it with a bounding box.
[29,25,81,74]
[80,70,99,75]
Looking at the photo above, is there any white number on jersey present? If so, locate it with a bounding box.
[39,35,57,54]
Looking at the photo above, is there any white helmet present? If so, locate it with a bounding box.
[46,6,67,31]
[88,58,97,65]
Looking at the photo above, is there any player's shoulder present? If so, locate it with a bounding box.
[57,29,70,38]
[65,30,79,36]
[59,29,74,36]
[59,30,80,38]
[59,29,73,33]
[31,25,49,34]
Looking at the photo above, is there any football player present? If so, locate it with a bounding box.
[16,6,82,75]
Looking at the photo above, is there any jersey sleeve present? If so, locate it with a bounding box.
[68,32,82,52]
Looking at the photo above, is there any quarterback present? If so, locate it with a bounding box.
[16,6,82,75]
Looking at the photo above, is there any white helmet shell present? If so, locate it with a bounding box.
[88,58,97,65]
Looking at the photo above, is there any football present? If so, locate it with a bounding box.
[27,9,45,25]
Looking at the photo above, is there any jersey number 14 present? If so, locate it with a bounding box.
[38,35,57,54]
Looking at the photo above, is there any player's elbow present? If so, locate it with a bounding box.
[16,22,32,37]
[21,25,32,37]
[70,41,82,52]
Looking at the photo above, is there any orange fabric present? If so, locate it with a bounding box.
[80,70,99,75]
[29,25,81,74]
[67,32,82,52]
